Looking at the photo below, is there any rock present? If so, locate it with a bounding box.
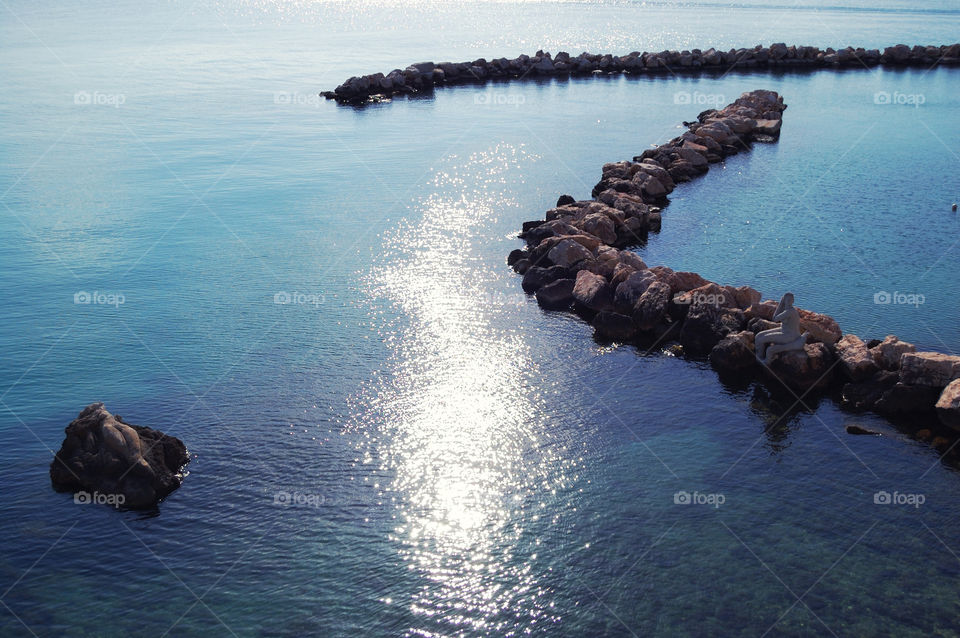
[580,213,618,244]
[547,239,595,269]
[666,271,711,294]
[875,382,941,415]
[900,352,960,388]
[733,286,762,309]
[709,331,757,374]
[618,251,647,271]
[834,334,879,382]
[680,303,734,355]
[765,342,835,392]
[869,335,916,370]
[556,194,576,207]
[513,259,531,274]
[841,371,899,411]
[614,270,657,313]
[535,278,575,310]
[632,281,672,331]
[745,300,777,321]
[522,265,569,293]
[592,311,637,341]
[845,424,881,436]
[50,403,189,509]
[507,248,527,266]
[935,379,960,430]
[572,270,615,313]
[797,308,842,345]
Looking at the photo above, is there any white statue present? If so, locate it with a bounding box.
[755,292,808,363]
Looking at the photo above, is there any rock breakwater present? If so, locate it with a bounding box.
[323,43,960,104]
[507,89,960,455]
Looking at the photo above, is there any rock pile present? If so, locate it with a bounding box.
[323,43,960,103]
[508,89,960,451]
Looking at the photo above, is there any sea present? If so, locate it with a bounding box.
[1,0,959,636]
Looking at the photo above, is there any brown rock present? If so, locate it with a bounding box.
[765,342,835,392]
[797,308,842,345]
[900,352,960,388]
[592,311,638,341]
[835,334,880,382]
[935,379,960,431]
[633,281,672,331]
[666,271,711,294]
[535,278,576,310]
[709,331,757,374]
[572,270,614,313]
[869,335,916,371]
[547,238,595,269]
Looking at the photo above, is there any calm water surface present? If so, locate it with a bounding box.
[1,1,959,636]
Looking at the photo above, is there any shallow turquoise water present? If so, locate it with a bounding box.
[1,1,960,636]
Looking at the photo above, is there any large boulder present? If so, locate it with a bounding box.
[572,270,614,313]
[841,371,899,411]
[935,379,960,431]
[535,278,576,310]
[547,238,595,269]
[633,281,672,331]
[765,342,835,392]
[614,270,658,313]
[592,311,637,341]
[680,304,743,355]
[666,271,710,294]
[869,335,916,371]
[797,308,842,345]
[899,352,960,388]
[709,331,757,374]
[834,334,879,382]
[522,265,570,293]
[50,403,189,509]
[875,383,941,415]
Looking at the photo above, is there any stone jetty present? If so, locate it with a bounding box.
[323,43,960,103]
[507,89,960,454]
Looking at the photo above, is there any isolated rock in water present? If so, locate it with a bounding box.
[834,334,879,382]
[936,379,960,431]
[845,424,881,436]
[765,342,835,392]
[50,403,189,509]
[899,352,960,388]
[869,335,916,371]
[709,330,757,374]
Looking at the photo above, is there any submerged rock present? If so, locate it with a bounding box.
[50,403,189,509]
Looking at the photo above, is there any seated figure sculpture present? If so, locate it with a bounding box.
[755,292,808,363]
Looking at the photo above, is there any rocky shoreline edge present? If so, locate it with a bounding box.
[323,42,960,104]
[506,89,960,457]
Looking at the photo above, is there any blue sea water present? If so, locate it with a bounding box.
[1,0,960,636]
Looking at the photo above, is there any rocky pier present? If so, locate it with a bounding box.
[507,89,960,455]
[322,42,960,104]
